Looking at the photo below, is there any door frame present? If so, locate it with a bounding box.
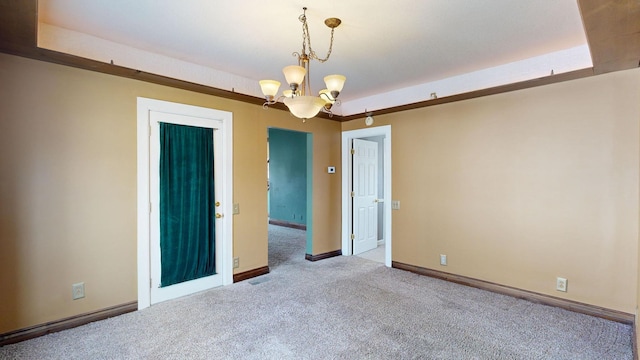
[267,128,314,255]
[137,97,233,310]
[341,125,392,266]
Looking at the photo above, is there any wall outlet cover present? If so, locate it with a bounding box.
[556,277,568,292]
[72,282,85,300]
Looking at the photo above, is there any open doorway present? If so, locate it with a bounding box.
[267,128,313,269]
[341,125,392,267]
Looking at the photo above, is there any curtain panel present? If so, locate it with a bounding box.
[159,123,216,287]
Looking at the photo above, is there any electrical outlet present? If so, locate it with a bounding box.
[233,257,239,269]
[556,277,567,292]
[440,254,447,266]
[72,282,85,300]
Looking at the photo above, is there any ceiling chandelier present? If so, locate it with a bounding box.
[259,7,346,121]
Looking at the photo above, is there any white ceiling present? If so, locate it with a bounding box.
[37,0,591,117]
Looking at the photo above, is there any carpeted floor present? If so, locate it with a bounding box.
[268,223,307,270]
[0,225,633,359]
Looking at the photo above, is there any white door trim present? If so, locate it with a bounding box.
[137,97,233,310]
[341,125,392,267]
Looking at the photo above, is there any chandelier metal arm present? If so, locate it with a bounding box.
[320,106,335,118]
[262,94,286,109]
[319,91,341,105]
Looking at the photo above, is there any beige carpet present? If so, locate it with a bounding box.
[0,225,633,359]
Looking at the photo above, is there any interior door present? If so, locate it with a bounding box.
[352,138,379,255]
[149,111,224,305]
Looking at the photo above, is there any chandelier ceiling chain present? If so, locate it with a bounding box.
[299,9,336,63]
[259,7,346,122]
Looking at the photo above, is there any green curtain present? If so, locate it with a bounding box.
[159,122,216,287]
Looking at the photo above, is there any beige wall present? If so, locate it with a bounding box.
[231,101,342,270]
[343,68,640,313]
[1,49,638,336]
[0,53,341,333]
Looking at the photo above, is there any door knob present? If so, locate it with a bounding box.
[215,201,221,207]
[216,213,224,219]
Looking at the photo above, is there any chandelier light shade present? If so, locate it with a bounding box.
[259,7,346,121]
[283,96,327,119]
[324,74,346,94]
[259,80,281,100]
[282,65,307,89]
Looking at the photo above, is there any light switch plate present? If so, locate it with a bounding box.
[327,166,336,174]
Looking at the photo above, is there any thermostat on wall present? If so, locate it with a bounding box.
[327,166,336,174]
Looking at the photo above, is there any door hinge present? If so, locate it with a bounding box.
[350,148,355,155]
[150,278,152,288]
[149,202,152,213]
[351,191,355,198]
[350,233,355,240]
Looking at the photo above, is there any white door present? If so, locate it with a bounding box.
[149,111,224,305]
[352,139,379,255]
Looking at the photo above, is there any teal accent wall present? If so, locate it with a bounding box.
[268,128,307,226]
